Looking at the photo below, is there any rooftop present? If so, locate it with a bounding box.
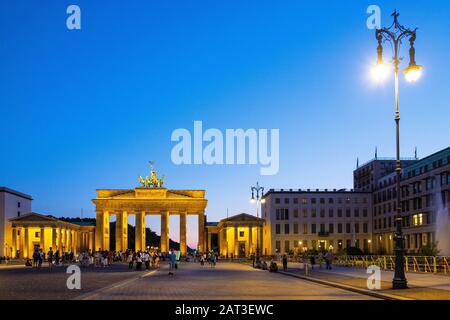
[0,187,32,200]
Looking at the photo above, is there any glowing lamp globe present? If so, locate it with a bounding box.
[404,64,423,82]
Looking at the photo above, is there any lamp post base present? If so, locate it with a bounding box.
[392,278,408,289]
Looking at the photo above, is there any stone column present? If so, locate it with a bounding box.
[89,231,94,251]
[95,211,103,251]
[67,229,72,252]
[40,227,46,252]
[135,211,146,252]
[57,228,62,254]
[61,228,66,252]
[258,226,263,256]
[248,225,253,254]
[12,227,17,259]
[103,212,110,251]
[73,231,77,255]
[160,211,170,253]
[116,211,128,252]
[179,212,187,255]
[24,227,30,258]
[207,232,212,252]
[198,212,205,253]
[51,228,56,251]
[234,225,239,257]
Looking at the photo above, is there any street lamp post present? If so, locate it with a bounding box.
[372,11,423,290]
[250,182,265,263]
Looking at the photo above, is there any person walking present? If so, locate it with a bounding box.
[282,254,288,271]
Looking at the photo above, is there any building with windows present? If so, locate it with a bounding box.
[261,189,372,255]
[0,187,33,257]
[262,147,450,255]
[364,147,450,254]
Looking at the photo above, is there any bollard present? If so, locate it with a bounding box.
[304,262,309,276]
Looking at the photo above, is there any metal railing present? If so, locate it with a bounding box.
[333,255,450,274]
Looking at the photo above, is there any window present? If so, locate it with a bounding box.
[363,222,368,233]
[275,198,280,204]
[346,223,351,233]
[328,198,334,204]
[275,224,281,234]
[329,209,334,217]
[293,209,299,218]
[303,209,308,218]
[284,224,290,234]
[311,208,317,218]
[354,208,359,217]
[346,208,351,218]
[276,208,289,220]
[311,224,316,234]
[338,223,343,233]
[293,198,298,204]
[294,223,299,234]
[276,241,281,253]
[35,232,40,238]
[284,198,290,204]
[17,202,21,208]
[329,223,334,234]
[17,211,20,217]
[302,198,308,205]
[355,223,360,233]
[320,209,325,218]
[320,223,325,233]
[363,208,368,217]
[239,231,244,237]
[320,198,325,204]
[338,209,343,217]
[413,213,424,226]
[303,223,308,234]
[284,240,290,253]
[311,198,317,204]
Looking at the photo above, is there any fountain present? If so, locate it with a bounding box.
[435,189,450,256]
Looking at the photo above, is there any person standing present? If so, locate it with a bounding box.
[144,251,150,270]
[127,252,134,270]
[38,249,44,269]
[282,254,288,271]
[47,247,54,270]
[136,252,142,271]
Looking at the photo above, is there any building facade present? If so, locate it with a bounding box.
[362,147,450,254]
[9,213,95,258]
[205,213,264,258]
[0,187,33,257]
[262,189,373,255]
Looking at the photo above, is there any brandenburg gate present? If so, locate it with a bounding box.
[92,164,208,254]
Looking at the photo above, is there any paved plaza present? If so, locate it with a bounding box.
[281,262,450,300]
[0,262,376,300]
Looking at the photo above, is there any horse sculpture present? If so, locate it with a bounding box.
[138,162,165,188]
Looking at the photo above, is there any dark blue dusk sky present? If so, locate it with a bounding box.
[1,1,449,247]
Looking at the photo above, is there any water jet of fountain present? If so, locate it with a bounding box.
[435,187,450,256]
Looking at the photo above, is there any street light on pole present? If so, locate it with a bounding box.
[250,182,265,263]
[371,11,423,289]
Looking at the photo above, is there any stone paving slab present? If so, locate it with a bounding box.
[282,263,450,300]
[79,262,377,300]
[0,263,144,300]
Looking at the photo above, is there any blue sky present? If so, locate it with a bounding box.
[1,0,449,247]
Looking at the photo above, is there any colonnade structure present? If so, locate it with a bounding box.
[92,187,207,255]
[205,213,265,258]
[9,213,95,258]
